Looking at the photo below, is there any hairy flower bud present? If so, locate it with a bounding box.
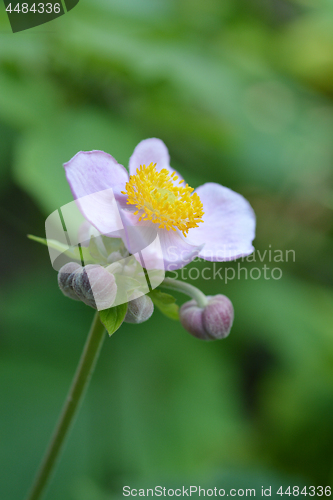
[58,262,82,301]
[58,262,117,310]
[124,293,154,324]
[179,294,234,340]
[73,264,117,310]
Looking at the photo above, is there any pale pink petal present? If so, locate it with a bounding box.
[155,228,204,271]
[64,150,129,204]
[187,183,255,261]
[64,151,129,236]
[118,209,158,256]
[128,138,181,178]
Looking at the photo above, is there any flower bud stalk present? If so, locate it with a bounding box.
[160,277,208,308]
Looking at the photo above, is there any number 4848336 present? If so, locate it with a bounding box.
[6,3,61,14]
[277,486,331,496]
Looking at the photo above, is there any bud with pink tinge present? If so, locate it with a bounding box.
[58,263,117,310]
[73,264,117,310]
[179,294,234,340]
[124,294,154,324]
[57,262,82,301]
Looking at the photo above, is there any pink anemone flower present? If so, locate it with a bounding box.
[64,138,255,271]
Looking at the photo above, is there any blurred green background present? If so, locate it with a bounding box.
[1,0,333,498]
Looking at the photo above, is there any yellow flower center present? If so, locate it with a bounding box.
[122,163,204,237]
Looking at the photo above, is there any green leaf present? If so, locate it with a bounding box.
[99,303,128,337]
[28,234,75,256]
[28,234,94,264]
[148,289,179,321]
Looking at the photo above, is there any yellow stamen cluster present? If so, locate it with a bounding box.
[122,163,204,237]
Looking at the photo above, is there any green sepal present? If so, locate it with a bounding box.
[88,235,108,264]
[99,303,128,337]
[102,236,124,255]
[148,289,179,321]
[113,275,142,303]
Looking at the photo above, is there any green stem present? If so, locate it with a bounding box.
[25,311,106,500]
[161,277,208,308]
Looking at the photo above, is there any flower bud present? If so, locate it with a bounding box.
[179,294,234,341]
[124,293,154,324]
[73,264,117,310]
[58,262,82,301]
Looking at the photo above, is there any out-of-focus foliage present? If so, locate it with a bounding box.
[0,0,333,499]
